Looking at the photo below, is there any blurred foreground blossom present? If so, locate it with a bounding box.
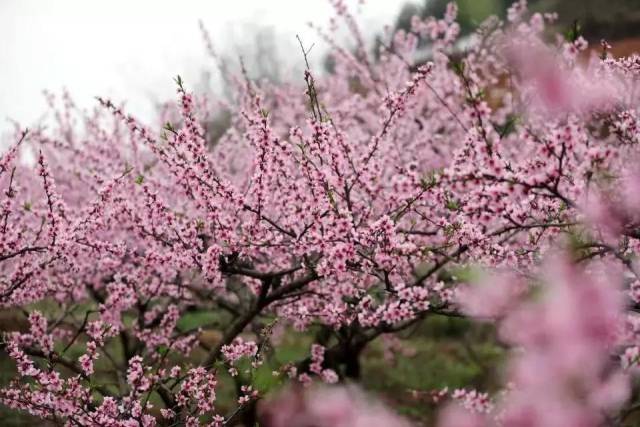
[258,384,413,427]
[504,32,620,115]
[456,271,526,319]
[446,254,629,427]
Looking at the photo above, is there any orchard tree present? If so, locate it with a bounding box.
[2,1,640,426]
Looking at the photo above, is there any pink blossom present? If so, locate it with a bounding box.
[258,385,412,427]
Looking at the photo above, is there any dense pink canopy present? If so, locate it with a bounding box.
[2,1,640,425]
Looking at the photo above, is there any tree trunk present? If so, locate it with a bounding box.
[343,344,363,379]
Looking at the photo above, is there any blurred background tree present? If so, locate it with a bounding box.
[394,0,640,42]
[535,0,640,41]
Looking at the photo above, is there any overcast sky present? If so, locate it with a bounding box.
[0,0,410,127]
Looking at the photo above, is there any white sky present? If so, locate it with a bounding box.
[0,0,411,127]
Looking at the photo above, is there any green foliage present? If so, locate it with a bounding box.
[361,315,505,423]
[564,20,583,43]
[495,114,520,138]
[177,309,224,331]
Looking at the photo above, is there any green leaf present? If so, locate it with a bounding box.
[173,75,184,90]
[451,60,466,77]
[495,114,519,138]
[420,173,438,190]
[445,199,460,211]
[164,122,178,136]
[564,20,582,43]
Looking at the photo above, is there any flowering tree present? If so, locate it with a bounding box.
[2,0,640,425]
